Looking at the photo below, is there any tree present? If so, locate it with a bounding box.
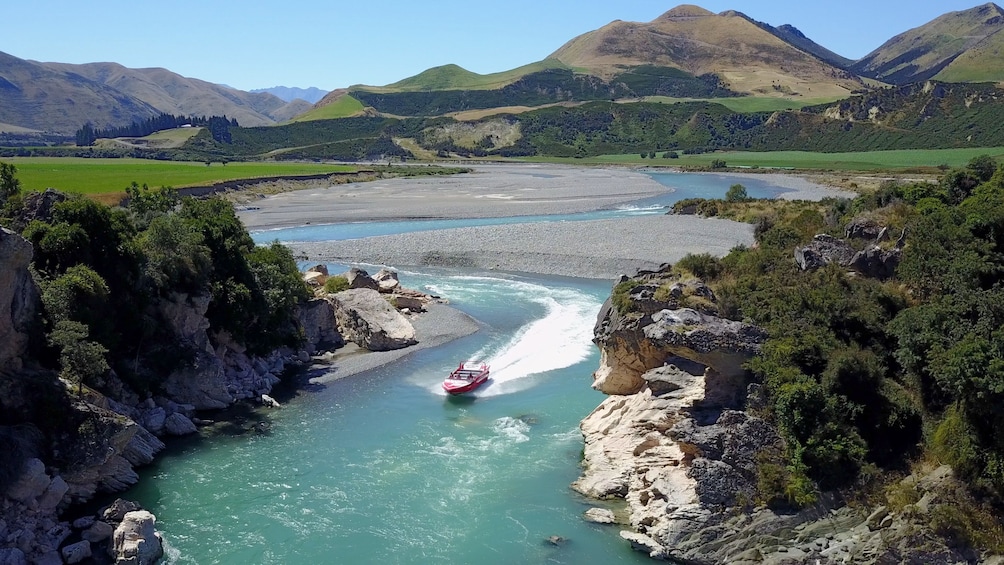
[0,161,20,203]
[710,159,727,169]
[967,154,997,183]
[726,183,750,202]
[48,320,108,396]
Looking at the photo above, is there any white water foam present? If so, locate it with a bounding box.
[614,204,667,215]
[420,274,601,397]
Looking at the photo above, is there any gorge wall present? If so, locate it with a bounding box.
[576,267,979,564]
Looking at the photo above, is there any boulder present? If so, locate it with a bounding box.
[101,499,141,523]
[163,413,197,436]
[390,295,425,312]
[583,508,616,524]
[110,511,163,565]
[302,271,325,287]
[643,309,766,407]
[344,267,379,291]
[139,407,166,435]
[82,520,114,543]
[0,548,26,565]
[848,245,901,280]
[330,289,417,351]
[304,264,329,277]
[794,234,857,271]
[0,228,40,372]
[373,268,400,292]
[5,458,50,504]
[60,540,91,564]
[36,476,68,512]
[297,298,344,354]
[844,218,884,240]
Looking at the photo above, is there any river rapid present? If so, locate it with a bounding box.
[122,172,802,564]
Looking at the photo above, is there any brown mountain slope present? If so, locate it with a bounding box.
[40,62,301,127]
[548,4,865,99]
[851,2,1004,84]
[0,51,158,134]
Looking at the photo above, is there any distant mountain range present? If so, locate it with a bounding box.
[2,3,1003,136]
[307,2,1004,120]
[250,86,329,104]
[0,52,312,134]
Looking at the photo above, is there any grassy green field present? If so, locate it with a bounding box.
[527,147,1004,171]
[638,96,841,113]
[6,158,359,195]
[292,95,365,122]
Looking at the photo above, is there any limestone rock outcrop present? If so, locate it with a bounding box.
[330,288,417,351]
[577,269,976,564]
[111,510,163,565]
[0,228,39,372]
[591,270,765,396]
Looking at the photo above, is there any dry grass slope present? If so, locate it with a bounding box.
[548,5,864,99]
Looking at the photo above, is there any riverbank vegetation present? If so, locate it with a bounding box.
[0,163,308,405]
[662,155,1004,549]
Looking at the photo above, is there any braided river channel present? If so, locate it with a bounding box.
[122,173,796,564]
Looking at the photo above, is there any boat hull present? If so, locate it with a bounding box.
[442,363,490,395]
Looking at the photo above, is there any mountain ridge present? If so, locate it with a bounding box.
[851,2,1004,84]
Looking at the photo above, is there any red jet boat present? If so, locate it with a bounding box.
[442,362,490,395]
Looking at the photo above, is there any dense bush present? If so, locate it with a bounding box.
[1,169,311,394]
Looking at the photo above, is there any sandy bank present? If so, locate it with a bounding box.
[290,215,754,280]
[239,163,672,230]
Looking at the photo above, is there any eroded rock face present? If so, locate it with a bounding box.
[297,298,344,354]
[0,228,39,372]
[330,289,417,351]
[592,289,765,397]
[158,293,231,410]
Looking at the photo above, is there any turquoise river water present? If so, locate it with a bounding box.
[122,172,797,564]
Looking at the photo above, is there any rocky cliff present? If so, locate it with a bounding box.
[0,227,39,372]
[576,267,978,564]
[0,226,351,563]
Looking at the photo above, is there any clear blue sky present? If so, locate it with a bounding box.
[2,0,989,91]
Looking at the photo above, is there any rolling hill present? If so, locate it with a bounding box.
[0,51,308,135]
[851,2,1004,84]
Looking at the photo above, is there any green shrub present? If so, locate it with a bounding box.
[725,183,749,202]
[675,253,723,280]
[672,198,705,214]
[324,276,350,294]
[611,280,641,314]
[696,199,720,216]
